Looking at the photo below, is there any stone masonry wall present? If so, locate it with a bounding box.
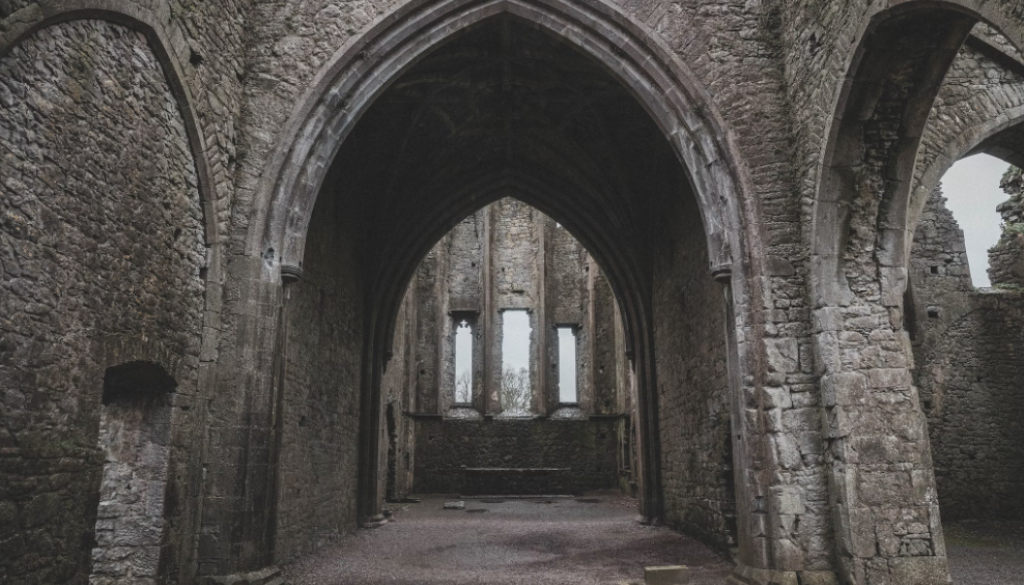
[909,185,1024,521]
[0,20,206,584]
[90,392,172,585]
[651,181,739,555]
[914,38,1024,246]
[413,417,622,495]
[273,174,365,564]
[409,198,622,419]
[3,2,1024,583]
[490,198,542,412]
[545,220,590,411]
[381,285,416,502]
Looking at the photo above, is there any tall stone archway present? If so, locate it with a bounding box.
[236,1,775,582]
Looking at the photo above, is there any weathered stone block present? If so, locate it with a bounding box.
[765,338,800,373]
[821,372,867,407]
[644,565,689,584]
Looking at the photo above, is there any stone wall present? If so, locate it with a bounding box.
[273,169,365,563]
[544,218,590,410]
[651,178,739,555]
[909,185,1024,522]
[913,36,1024,249]
[0,20,206,584]
[404,198,625,419]
[1,2,1023,584]
[381,287,417,502]
[412,417,623,495]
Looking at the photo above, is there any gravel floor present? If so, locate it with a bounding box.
[945,519,1024,585]
[281,497,1024,584]
[281,493,734,585]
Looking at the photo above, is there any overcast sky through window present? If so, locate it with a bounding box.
[502,310,531,373]
[557,328,577,403]
[455,321,472,401]
[939,154,1011,288]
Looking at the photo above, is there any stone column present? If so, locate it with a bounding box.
[535,214,549,415]
[196,254,283,580]
[482,205,496,415]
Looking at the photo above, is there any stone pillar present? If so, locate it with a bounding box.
[535,215,549,415]
[197,254,282,580]
[482,205,496,415]
[814,304,948,584]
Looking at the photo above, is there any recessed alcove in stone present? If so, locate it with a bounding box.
[90,362,175,585]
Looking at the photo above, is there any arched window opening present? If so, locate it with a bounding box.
[281,10,739,573]
[934,153,1012,288]
[90,361,175,585]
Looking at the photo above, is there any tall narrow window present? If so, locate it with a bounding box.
[557,327,577,404]
[501,310,532,415]
[455,320,473,403]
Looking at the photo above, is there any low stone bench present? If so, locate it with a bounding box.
[461,467,574,496]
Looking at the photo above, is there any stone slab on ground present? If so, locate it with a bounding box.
[645,565,689,584]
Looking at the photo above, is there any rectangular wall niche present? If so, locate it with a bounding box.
[557,326,578,404]
[501,309,532,415]
[455,319,473,404]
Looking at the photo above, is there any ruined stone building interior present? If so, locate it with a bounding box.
[2,1,1024,585]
